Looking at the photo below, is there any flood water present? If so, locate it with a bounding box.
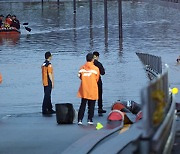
[0,0,180,116]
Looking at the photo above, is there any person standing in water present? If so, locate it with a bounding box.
[41,52,55,115]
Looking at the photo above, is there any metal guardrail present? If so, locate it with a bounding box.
[136,52,162,80]
[141,70,169,136]
[166,0,179,3]
[137,53,176,153]
[87,53,176,153]
[140,69,176,154]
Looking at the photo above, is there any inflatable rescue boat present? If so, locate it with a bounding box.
[0,27,20,34]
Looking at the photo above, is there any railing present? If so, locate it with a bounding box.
[139,68,176,153]
[87,53,176,154]
[166,0,179,3]
[136,52,162,80]
[136,53,176,153]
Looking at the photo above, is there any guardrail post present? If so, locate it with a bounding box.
[73,0,76,14]
[104,0,108,45]
[118,0,123,40]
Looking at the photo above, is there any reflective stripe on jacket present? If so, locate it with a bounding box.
[77,62,100,100]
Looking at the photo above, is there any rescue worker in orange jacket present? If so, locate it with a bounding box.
[0,72,2,84]
[77,53,100,125]
[41,51,55,114]
[4,14,12,28]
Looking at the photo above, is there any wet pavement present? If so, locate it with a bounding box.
[0,107,123,154]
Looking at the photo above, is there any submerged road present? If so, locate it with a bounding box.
[0,0,180,153]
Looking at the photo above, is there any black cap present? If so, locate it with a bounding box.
[93,51,100,57]
[12,15,16,17]
[45,52,52,59]
[6,14,11,18]
[0,14,4,17]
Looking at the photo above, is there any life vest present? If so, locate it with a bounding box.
[41,60,53,86]
[3,17,12,28]
[5,18,12,26]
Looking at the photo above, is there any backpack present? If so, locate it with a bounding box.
[55,103,75,124]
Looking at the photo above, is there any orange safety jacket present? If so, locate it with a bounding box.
[0,72,2,84]
[41,60,53,86]
[5,18,12,26]
[77,62,100,100]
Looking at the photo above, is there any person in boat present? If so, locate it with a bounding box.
[0,14,4,28]
[177,56,180,63]
[11,15,20,30]
[0,72,2,84]
[4,14,12,28]
[93,51,106,115]
[77,53,100,125]
[41,52,56,115]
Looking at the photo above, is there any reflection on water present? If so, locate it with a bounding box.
[0,1,180,115]
[0,33,20,46]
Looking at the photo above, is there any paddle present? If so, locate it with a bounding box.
[23,23,28,25]
[25,26,31,32]
[22,23,31,32]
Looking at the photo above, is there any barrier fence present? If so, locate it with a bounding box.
[136,52,162,80]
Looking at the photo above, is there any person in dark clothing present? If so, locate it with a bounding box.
[41,52,56,115]
[0,14,4,28]
[93,51,106,115]
[11,15,20,29]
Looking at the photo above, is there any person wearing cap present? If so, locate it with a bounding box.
[11,15,20,30]
[4,14,12,28]
[41,51,55,114]
[93,51,106,115]
[0,14,4,28]
[77,53,100,125]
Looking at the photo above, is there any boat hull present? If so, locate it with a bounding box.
[0,27,20,35]
[0,28,20,45]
